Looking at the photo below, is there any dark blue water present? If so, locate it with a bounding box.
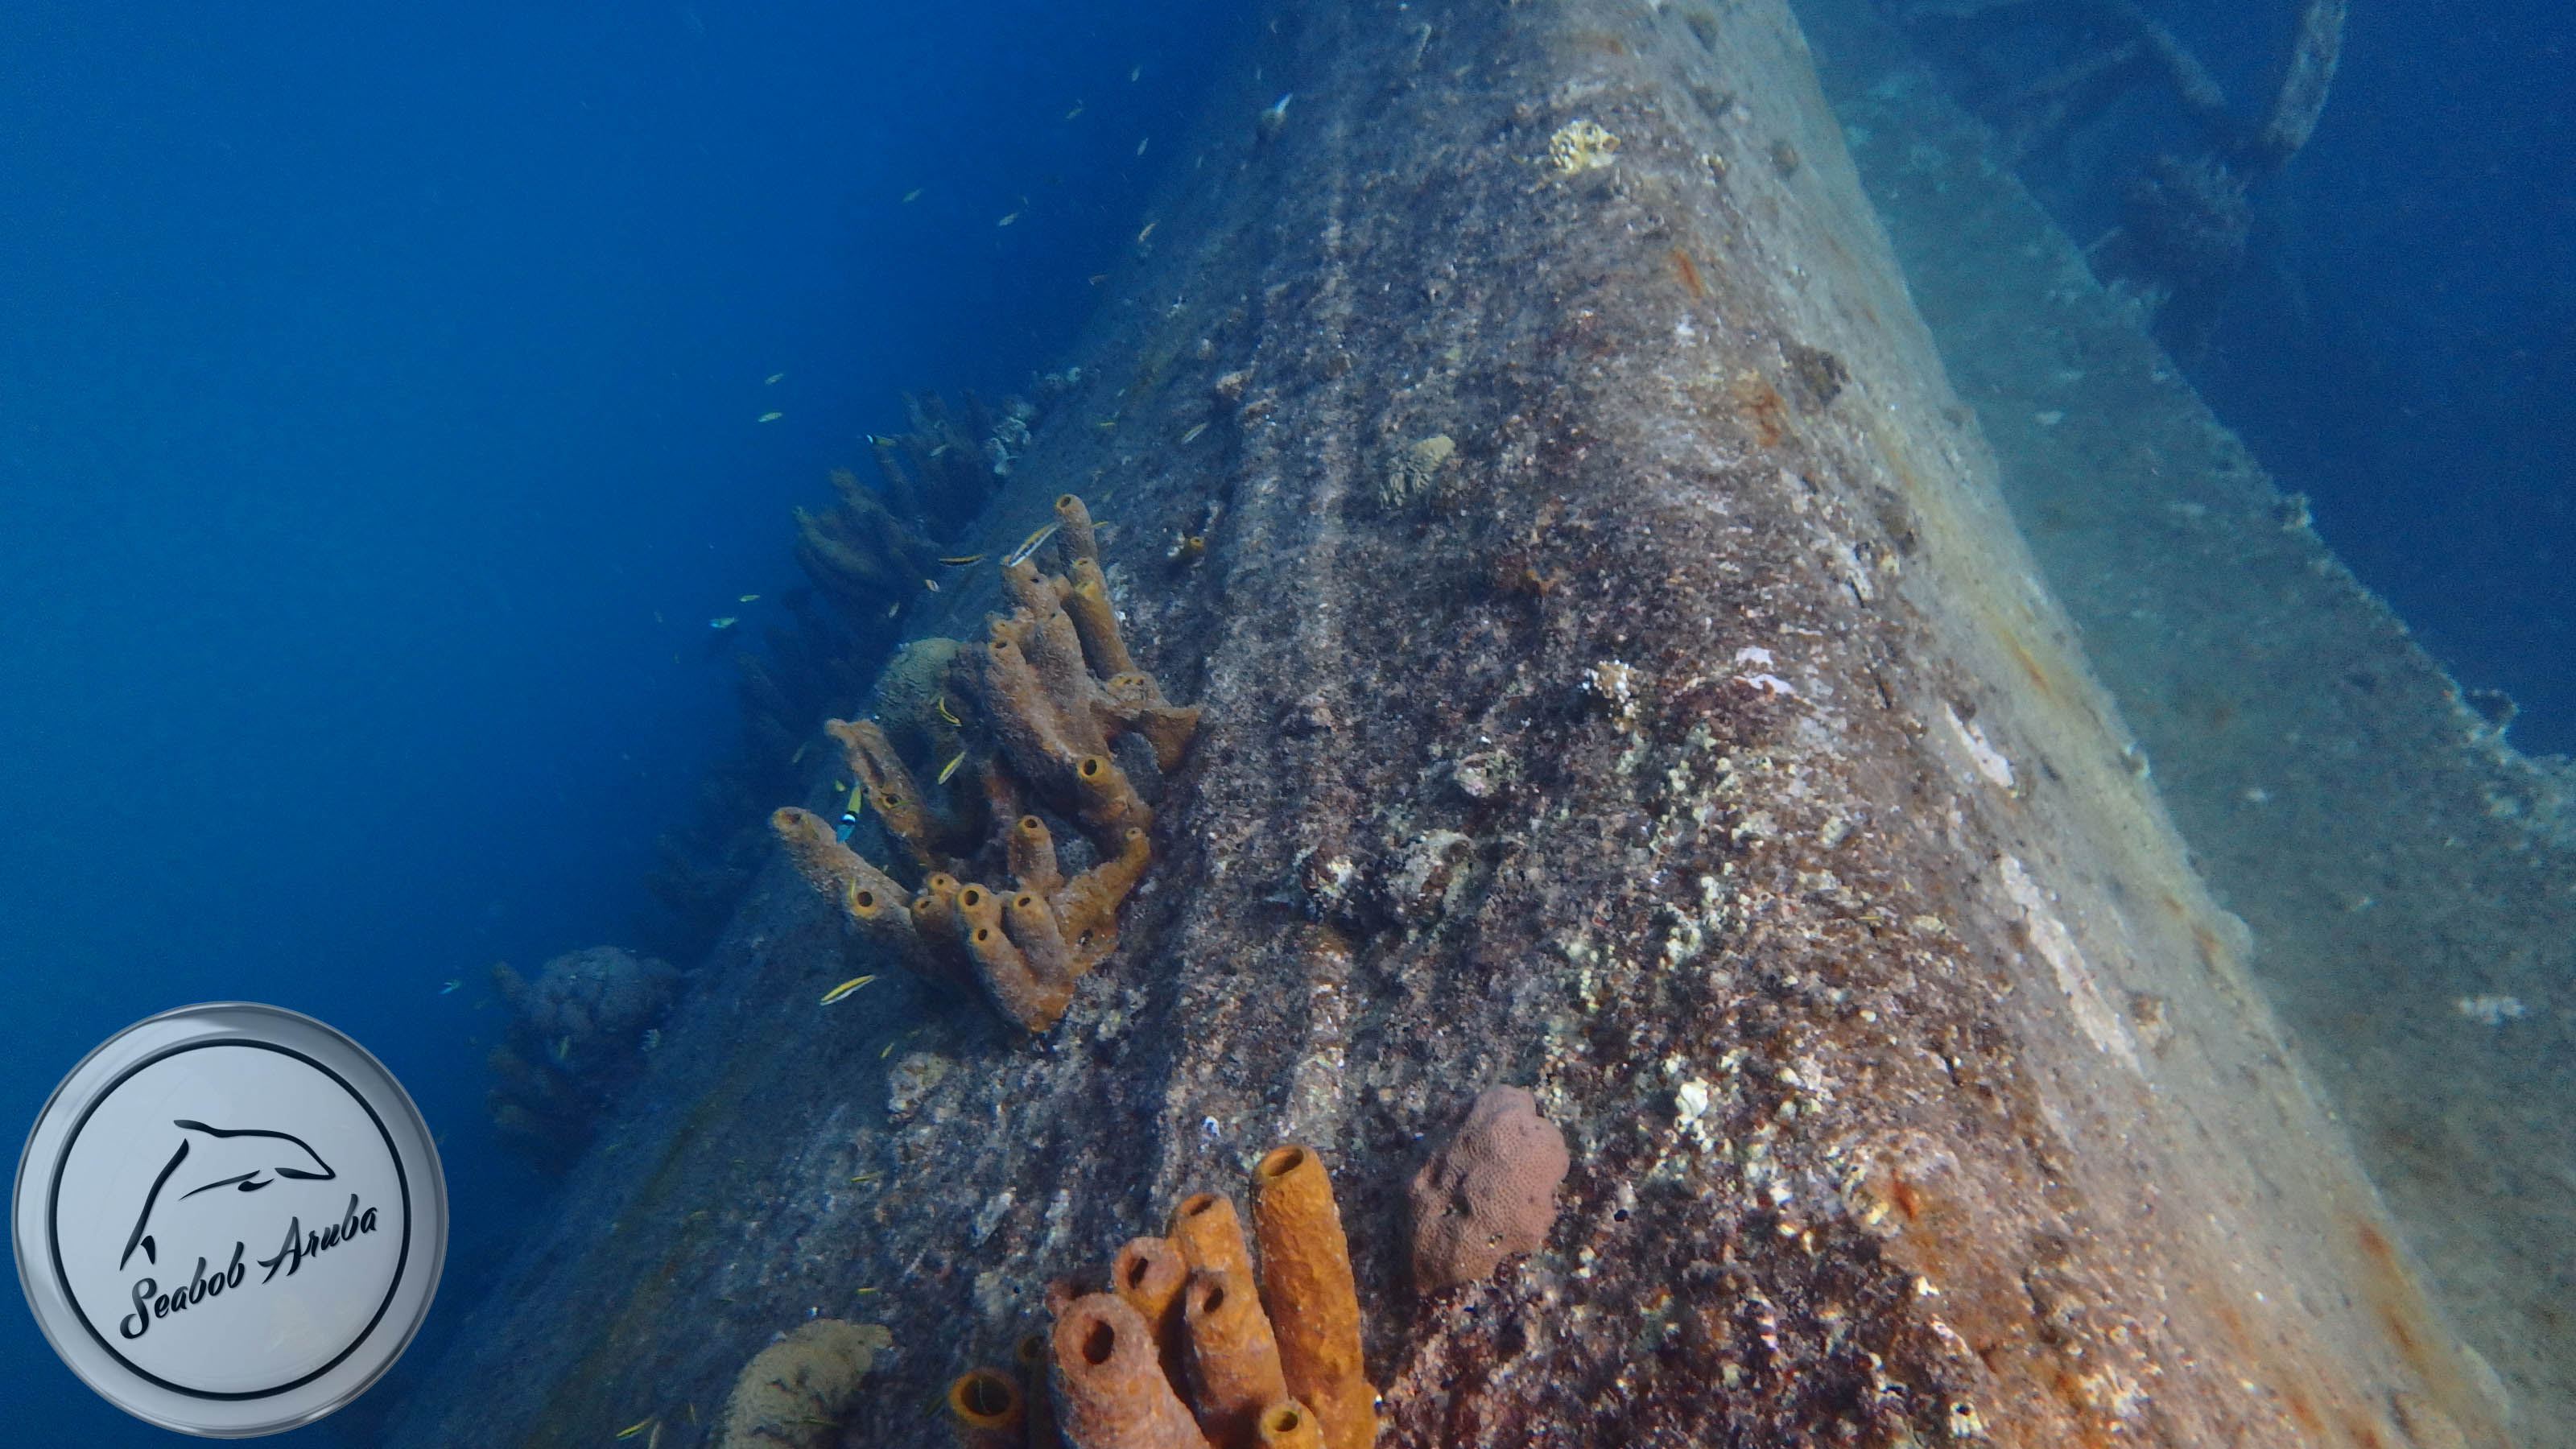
[0,1,1233,1440]
[1978,0,2575,751]
[2198,1,2576,752]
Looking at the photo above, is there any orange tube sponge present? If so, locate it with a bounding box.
[947,1368,1026,1449]
[1168,1192,1256,1286]
[1181,1268,1289,1448]
[1254,1400,1324,1449]
[1051,1294,1210,1449]
[1112,1235,1188,1365]
[1250,1147,1375,1449]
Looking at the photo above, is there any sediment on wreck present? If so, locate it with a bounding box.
[378,2,2508,1447]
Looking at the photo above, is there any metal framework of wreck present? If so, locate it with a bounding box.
[378,2,2527,1446]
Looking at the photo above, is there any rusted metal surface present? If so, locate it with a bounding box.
[376,2,2505,1446]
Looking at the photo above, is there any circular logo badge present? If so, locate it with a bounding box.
[13,1004,447,1437]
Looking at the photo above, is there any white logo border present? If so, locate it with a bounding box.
[13,1003,448,1438]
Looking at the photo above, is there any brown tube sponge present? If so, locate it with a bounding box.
[770,807,926,967]
[1071,754,1150,834]
[1112,1235,1188,1364]
[826,716,954,866]
[1250,1147,1375,1449]
[770,493,1195,1034]
[1051,1293,1210,1449]
[947,1368,1025,1449]
[1168,1192,1257,1286]
[1181,1268,1289,1448]
[1055,492,1100,563]
[1254,1400,1324,1449]
[1006,813,1064,899]
[1005,890,1075,989]
[956,883,1070,1032]
[1063,559,1137,679]
[1016,1331,1058,1449]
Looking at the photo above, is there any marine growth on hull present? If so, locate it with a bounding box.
[772,493,1200,1031]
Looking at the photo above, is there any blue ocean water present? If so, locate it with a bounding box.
[0,1,1235,1440]
[1979,0,2575,750]
[2197,0,2575,752]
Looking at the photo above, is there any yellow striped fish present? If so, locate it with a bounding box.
[819,976,877,1005]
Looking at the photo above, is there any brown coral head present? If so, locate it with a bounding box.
[946,1368,1023,1431]
[1408,1085,1571,1294]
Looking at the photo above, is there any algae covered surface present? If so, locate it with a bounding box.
[379,2,2519,1447]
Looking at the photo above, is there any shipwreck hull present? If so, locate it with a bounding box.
[382,2,2508,1446]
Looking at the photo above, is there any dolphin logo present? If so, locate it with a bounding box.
[118,1120,336,1271]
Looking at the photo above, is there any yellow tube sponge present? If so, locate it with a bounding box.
[1249,1147,1376,1449]
[1255,1400,1326,1449]
[1063,559,1138,679]
[1181,1268,1290,1449]
[1113,1234,1189,1364]
[956,881,1071,1032]
[1052,1294,1212,1449]
[770,493,1195,1034]
[1005,813,1064,898]
[770,807,927,967]
[825,716,966,868]
[1168,1192,1257,1286]
[1054,492,1100,563]
[946,1368,1025,1449]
